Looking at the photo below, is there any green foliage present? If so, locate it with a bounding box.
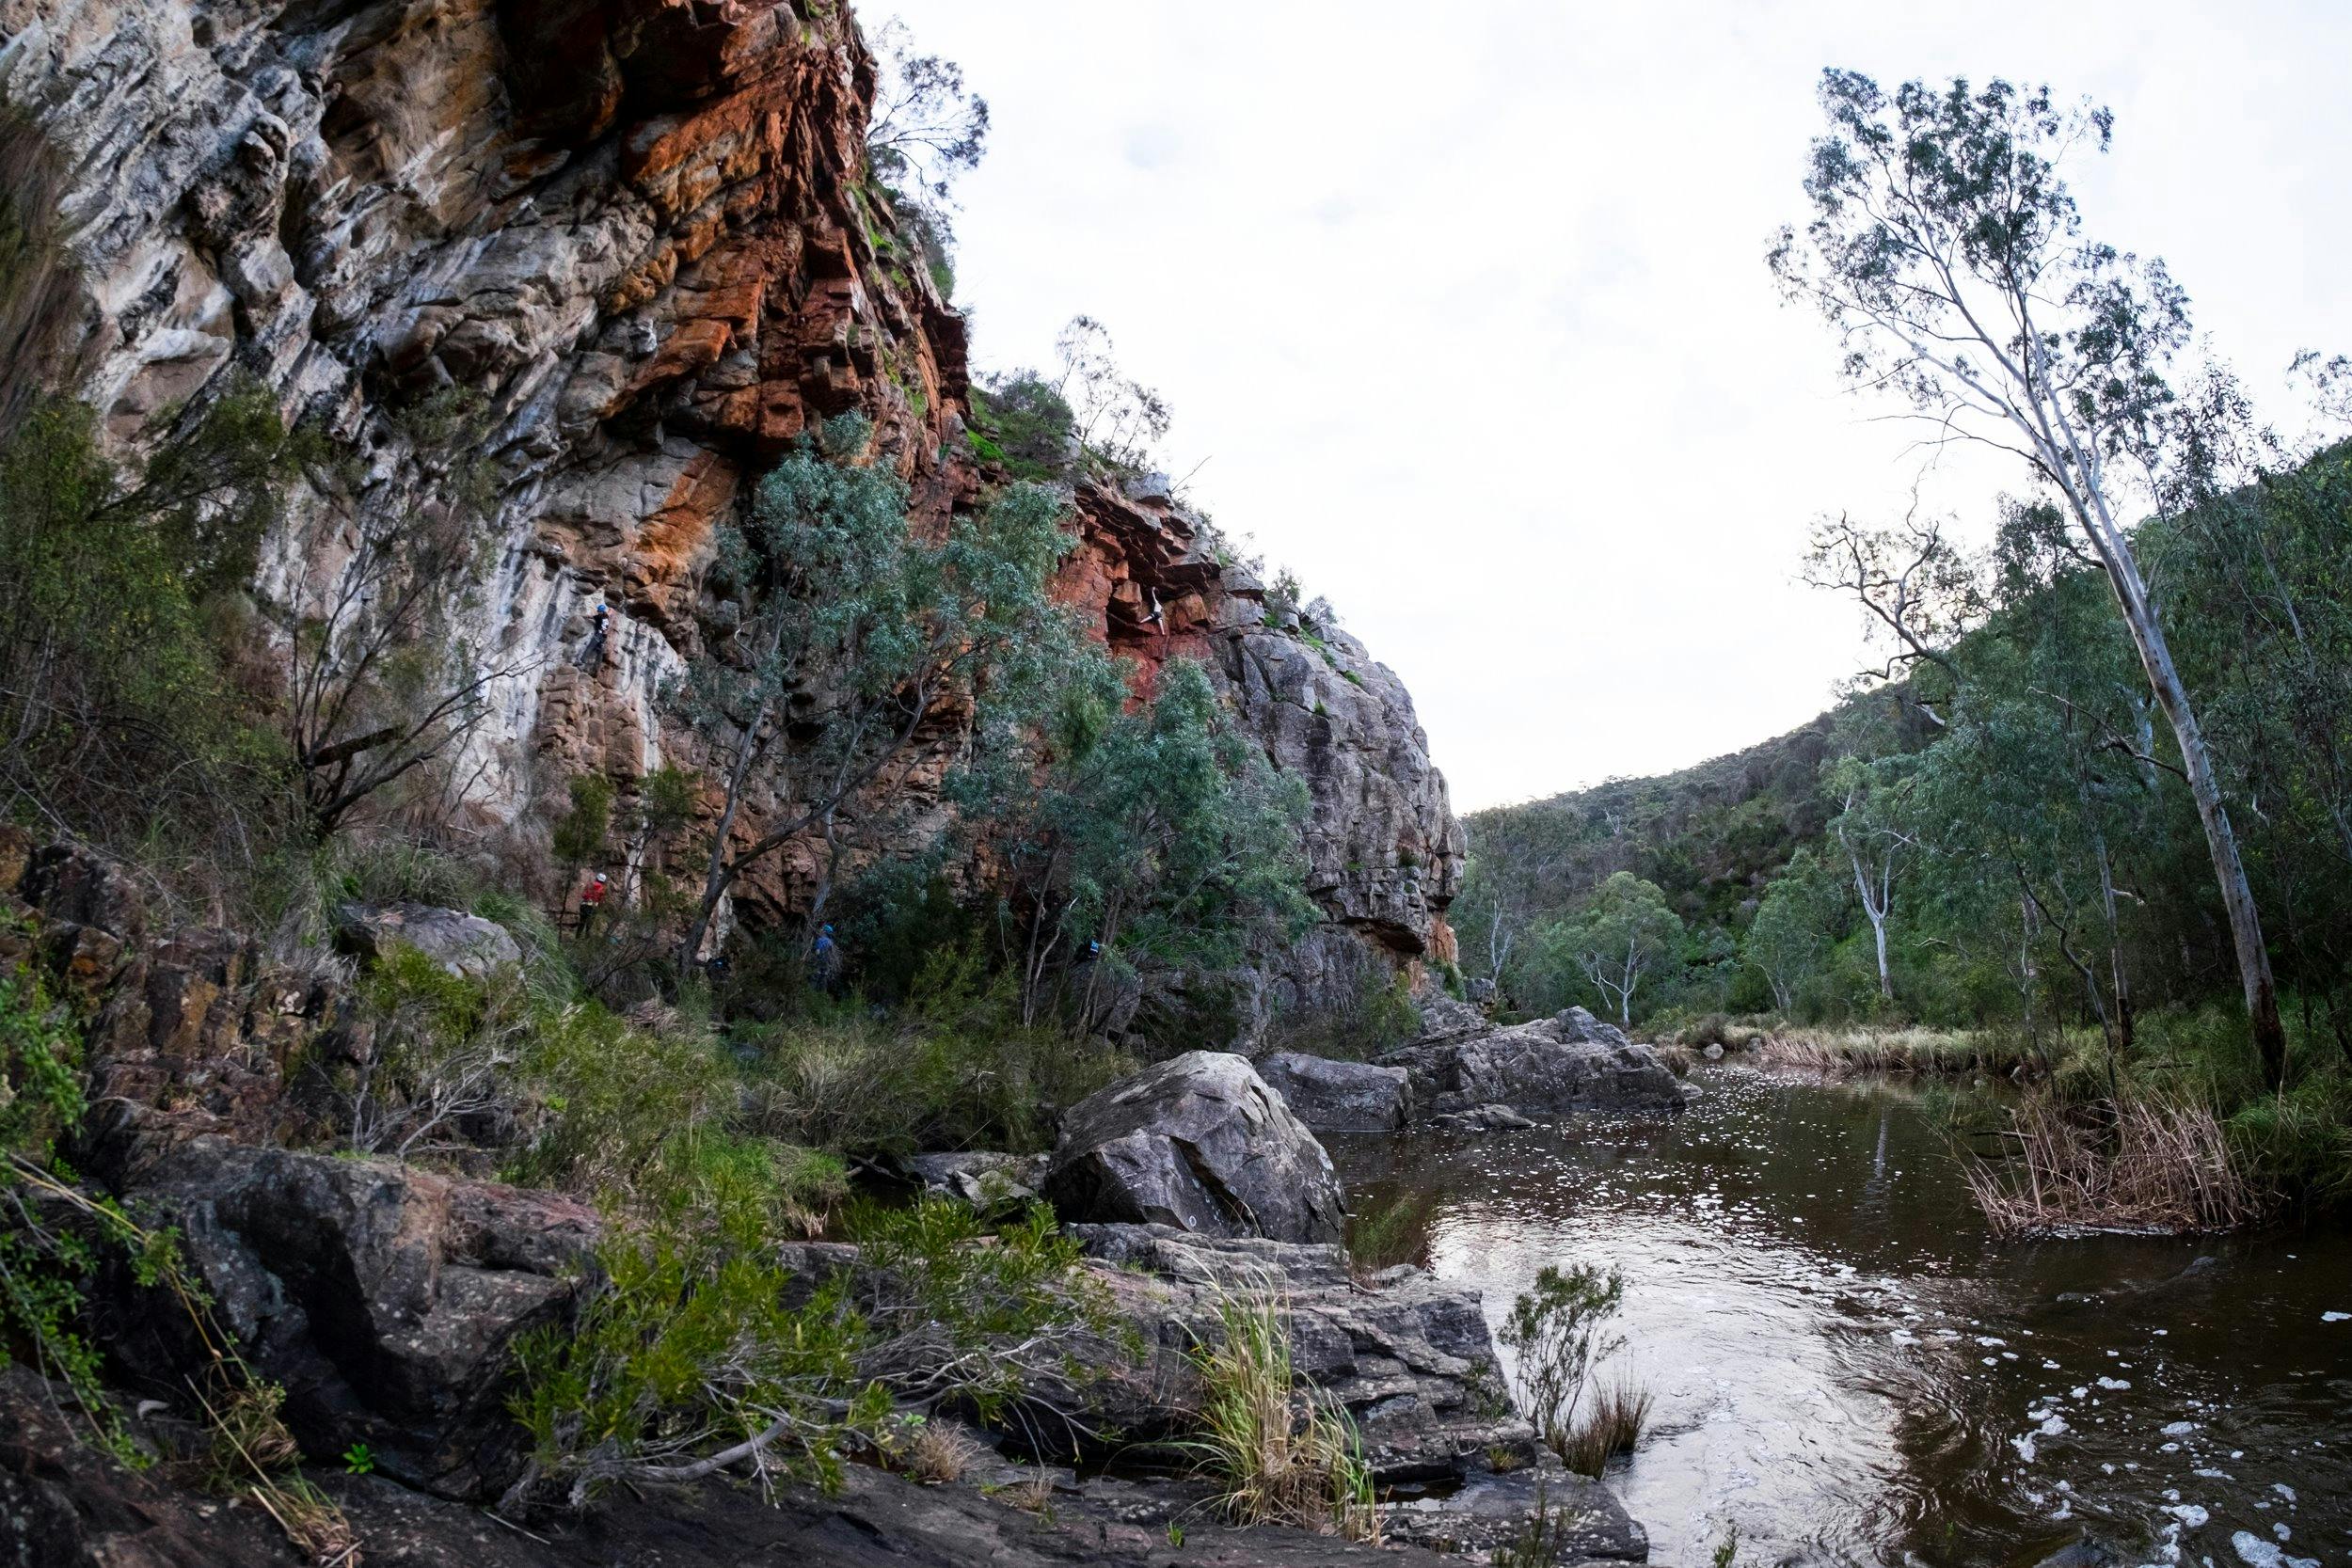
[509,1196,1109,1509]
[342,1442,375,1475]
[671,422,1080,968]
[967,374,1074,482]
[962,654,1315,1037]
[0,387,302,847]
[0,961,190,1464]
[1532,872,1684,1025]
[551,773,616,867]
[637,765,698,844]
[1497,1262,1625,1461]
[736,993,1134,1156]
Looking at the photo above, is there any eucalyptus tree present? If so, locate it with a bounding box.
[1823,752,1918,1005]
[1745,847,1841,1013]
[673,417,1075,971]
[962,653,1315,1029]
[1772,71,2288,1084]
[1548,871,1683,1027]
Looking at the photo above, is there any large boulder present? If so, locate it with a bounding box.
[336,902,521,980]
[1382,1005,1685,1122]
[1043,1052,1346,1244]
[1253,1052,1412,1132]
[125,1139,599,1500]
[1058,1225,1537,1483]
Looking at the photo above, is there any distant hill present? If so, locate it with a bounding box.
[1462,689,1929,948]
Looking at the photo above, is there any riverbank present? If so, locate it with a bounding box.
[1647,1015,2352,1230]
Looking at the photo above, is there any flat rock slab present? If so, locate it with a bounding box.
[1255,1052,1412,1132]
[1063,1224,1536,1483]
[0,1363,1518,1568]
[1044,1052,1346,1244]
[1385,1451,1649,1562]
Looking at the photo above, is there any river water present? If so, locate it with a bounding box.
[1327,1067,2352,1568]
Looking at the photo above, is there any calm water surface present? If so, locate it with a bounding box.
[1327,1068,2352,1568]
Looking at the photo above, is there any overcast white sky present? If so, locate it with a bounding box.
[882,2,2352,812]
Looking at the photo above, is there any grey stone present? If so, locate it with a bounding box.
[1384,1449,1649,1562]
[903,1151,1049,1210]
[1429,1102,1537,1132]
[1381,1003,1686,1125]
[130,1138,599,1499]
[1702,1041,1725,1060]
[1044,1053,1346,1244]
[336,902,521,980]
[1254,1052,1411,1132]
[1061,1224,1534,1482]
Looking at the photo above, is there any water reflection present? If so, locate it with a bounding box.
[1327,1069,2352,1568]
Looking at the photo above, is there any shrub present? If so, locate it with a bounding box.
[1497,1262,1624,1460]
[0,388,302,855]
[551,773,615,868]
[506,1196,1112,1512]
[342,946,531,1159]
[737,1009,1131,1156]
[969,373,1074,481]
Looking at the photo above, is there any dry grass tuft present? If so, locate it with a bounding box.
[904,1419,985,1485]
[1182,1282,1380,1542]
[1751,1025,2022,1079]
[1555,1372,1652,1476]
[1963,1092,2265,1235]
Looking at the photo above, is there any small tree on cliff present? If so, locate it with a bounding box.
[672,417,1074,971]
[959,652,1315,1029]
[1771,71,2288,1085]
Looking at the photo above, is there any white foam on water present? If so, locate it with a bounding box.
[2228,1528,2317,1568]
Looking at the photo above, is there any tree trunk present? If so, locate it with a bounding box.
[2095,537,2284,1086]
[2015,331,2286,1089]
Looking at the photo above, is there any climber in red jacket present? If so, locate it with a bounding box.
[578,871,609,936]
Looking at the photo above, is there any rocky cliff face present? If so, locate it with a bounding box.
[0,0,1459,1010]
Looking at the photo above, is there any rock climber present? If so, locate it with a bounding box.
[1142,587,1164,629]
[586,597,612,665]
[578,870,609,936]
[811,923,841,993]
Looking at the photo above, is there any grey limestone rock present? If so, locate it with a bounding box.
[1382,1003,1687,1124]
[1044,1052,1346,1244]
[1254,1051,1412,1132]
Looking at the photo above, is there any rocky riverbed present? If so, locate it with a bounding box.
[1,832,1676,1567]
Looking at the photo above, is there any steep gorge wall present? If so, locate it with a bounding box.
[0,0,1459,1014]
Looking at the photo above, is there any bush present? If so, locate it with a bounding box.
[551,773,615,868]
[737,1005,1132,1157]
[0,388,302,859]
[506,1196,1113,1512]
[969,372,1075,482]
[1497,1262,1624,1462]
